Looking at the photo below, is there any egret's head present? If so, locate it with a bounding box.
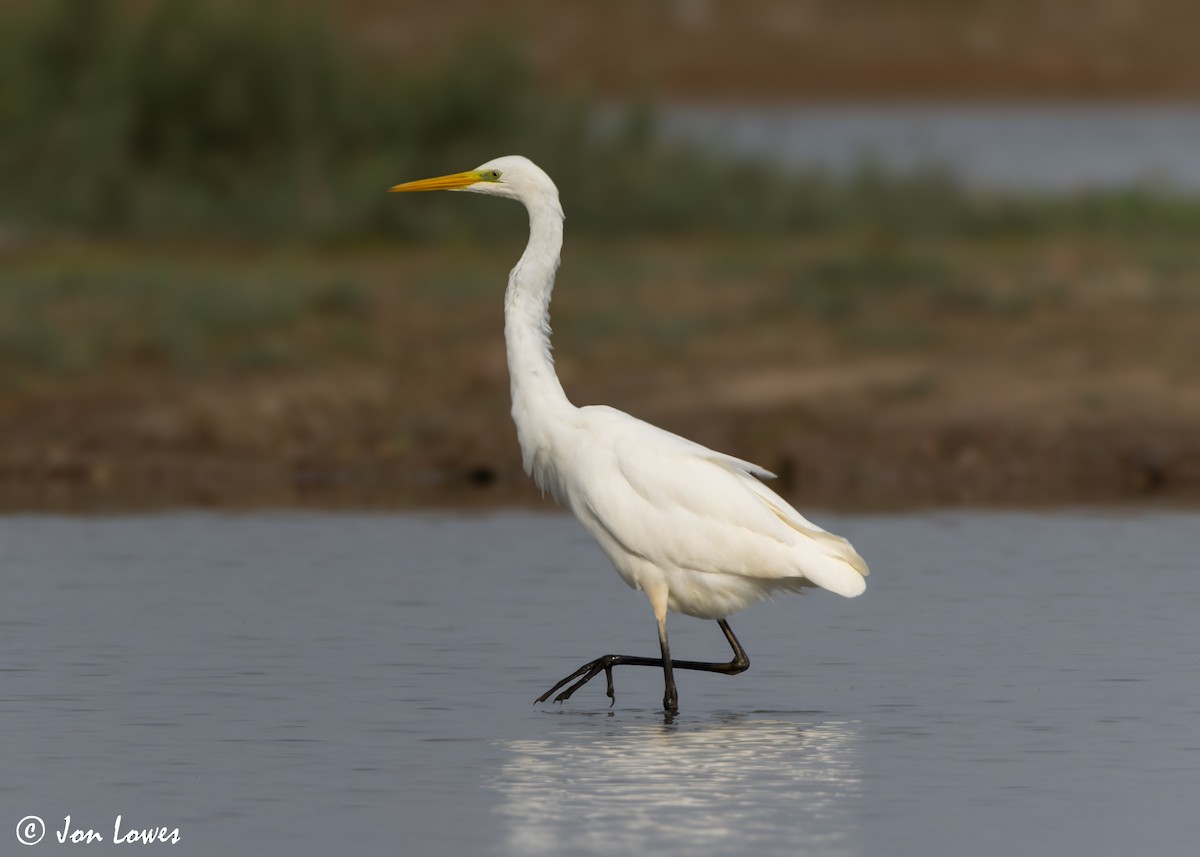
[389,155,558,206]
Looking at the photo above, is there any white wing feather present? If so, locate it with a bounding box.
[553,406,868,607]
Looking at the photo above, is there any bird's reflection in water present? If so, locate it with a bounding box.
[489,715,862,857]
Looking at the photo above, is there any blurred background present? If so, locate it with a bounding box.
[2,0,1198,510]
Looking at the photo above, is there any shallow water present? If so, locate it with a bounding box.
[2,511,1197,855]
[644,103,1200,190]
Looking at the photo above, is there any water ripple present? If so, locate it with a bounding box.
[488,716,862,857]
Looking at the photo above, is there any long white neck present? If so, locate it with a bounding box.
[504,194,574,488]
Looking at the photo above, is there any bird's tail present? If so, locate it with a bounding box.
[792,532,869,597]
[744,476,870,598]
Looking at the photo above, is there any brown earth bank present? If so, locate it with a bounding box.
[345,0,1200,100]
[3,371,1198,513]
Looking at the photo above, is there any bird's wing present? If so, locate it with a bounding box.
[568,406,868,596]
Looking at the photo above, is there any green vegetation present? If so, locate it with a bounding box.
[0,252,375,382]
[0,0,552,237]
[4,0,1200,241]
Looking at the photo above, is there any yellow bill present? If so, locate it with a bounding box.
[389,170,486,193]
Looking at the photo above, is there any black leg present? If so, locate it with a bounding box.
[535,619,750,713]
[658,619,678,715]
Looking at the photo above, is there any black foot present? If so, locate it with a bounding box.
[663,688,678,716]
[535,656,620,706]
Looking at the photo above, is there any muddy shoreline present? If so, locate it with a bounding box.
[4,388,1198,513]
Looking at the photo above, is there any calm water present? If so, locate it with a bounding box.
[1,511,1197,855]
[643,103,1200,190]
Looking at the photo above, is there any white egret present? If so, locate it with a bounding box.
[391,156,868,715]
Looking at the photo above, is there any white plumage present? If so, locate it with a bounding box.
[392,155,868,714]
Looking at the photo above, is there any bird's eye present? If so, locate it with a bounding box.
[489,170,501,180]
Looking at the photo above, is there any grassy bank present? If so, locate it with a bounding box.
[5,225,1199,385]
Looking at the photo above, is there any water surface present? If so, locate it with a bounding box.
[1,511,1197,855]
[644,103,1200,190]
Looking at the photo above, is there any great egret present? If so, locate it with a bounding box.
[391,156,868,715]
